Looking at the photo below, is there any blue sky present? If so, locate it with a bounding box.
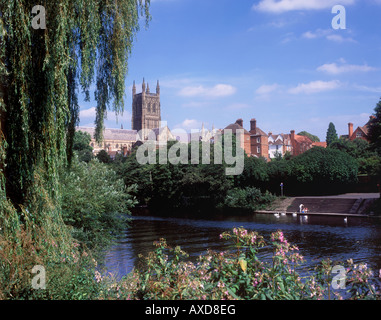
[79,0,381,141]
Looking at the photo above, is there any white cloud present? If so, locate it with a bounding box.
[79,107,96,118]
[302,29,331,39]
[302,29,356,43]
[253,0,355,13]
[353,84,381,93]
[174,119,203,130]
[288,80,341,94]
[79,106,131,122]
[326,34,357,43]
[255,83,280,95]
[178,84,237,98]
[317,62,377,74]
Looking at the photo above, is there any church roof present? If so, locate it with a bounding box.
[76,127,138,141]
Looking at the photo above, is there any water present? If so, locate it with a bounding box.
[104,212,381,280]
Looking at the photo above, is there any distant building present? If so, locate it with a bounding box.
[290,130,313,156]
[223,119,252,156]
[268,133,292,159]
[76,126,137,157]
[249,118,269,159]
[311,141,327,148]
[223,118,269,159]
[342,116,375,142]
[132,79,162,140]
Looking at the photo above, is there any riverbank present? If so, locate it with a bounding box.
[261,193,380,217]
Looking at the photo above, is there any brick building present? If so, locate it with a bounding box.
[223,118,269,159]
[345,116,375,142]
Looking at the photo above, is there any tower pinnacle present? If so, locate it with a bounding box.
[156,80,160,95]
[142,78,146,92]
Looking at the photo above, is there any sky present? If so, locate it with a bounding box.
[78,0,381,142]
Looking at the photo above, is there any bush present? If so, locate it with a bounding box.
[60,157,137,250]
[224,187,275,211]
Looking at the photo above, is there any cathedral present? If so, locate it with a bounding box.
[77,78,172,158]
[132,78,162,139]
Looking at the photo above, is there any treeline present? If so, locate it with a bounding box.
[75,133,380,215]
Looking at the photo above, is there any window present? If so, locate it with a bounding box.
[257,146,261,154]
[356,131,362,138]
[257,137,260,143]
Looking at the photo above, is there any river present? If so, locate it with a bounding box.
[103,211,381,282]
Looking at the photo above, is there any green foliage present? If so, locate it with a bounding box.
[224,187,275,211]
[329,138,380,175]
[289,147,358,194]
[108,228,381,300]
[368,98,381,157]
[236,155,269,189]
[297,131,320,142]
[73,131,94,162]
[60,157,137,250]
[326,122,339,146]
[0,0,150,214]
[96,149,112,164]
[118,142,235,211]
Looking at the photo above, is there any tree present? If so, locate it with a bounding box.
[326,122,338,146]
[289,147,358,195]
[60,158,137,249]
[96,149,111,164]
[297,131,320,143]
[368,98,381,156]
[73,131,94,162]
[0,0,150,220]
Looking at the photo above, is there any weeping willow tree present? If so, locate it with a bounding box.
[0,1,150,236]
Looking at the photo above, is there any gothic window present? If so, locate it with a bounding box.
[153,104,156,113]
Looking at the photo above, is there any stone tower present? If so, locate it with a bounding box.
[131,79,161,139]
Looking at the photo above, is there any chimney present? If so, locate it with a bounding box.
[236,118,243,128]
[290,130,295,141]
[250,118,257,132]
[348,123,353,138]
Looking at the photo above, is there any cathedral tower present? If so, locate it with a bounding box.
[131,79,161,138]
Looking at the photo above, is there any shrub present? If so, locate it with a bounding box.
[224,187,275,211]
[60,157,137,250]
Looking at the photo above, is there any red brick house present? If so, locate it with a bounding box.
[347,116,375,142]
[290,130,313,156]
[223,118,269,159]
[223,119,251,156]
[249,118,269,159]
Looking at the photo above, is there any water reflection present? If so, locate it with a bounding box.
[104,212,381,280]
